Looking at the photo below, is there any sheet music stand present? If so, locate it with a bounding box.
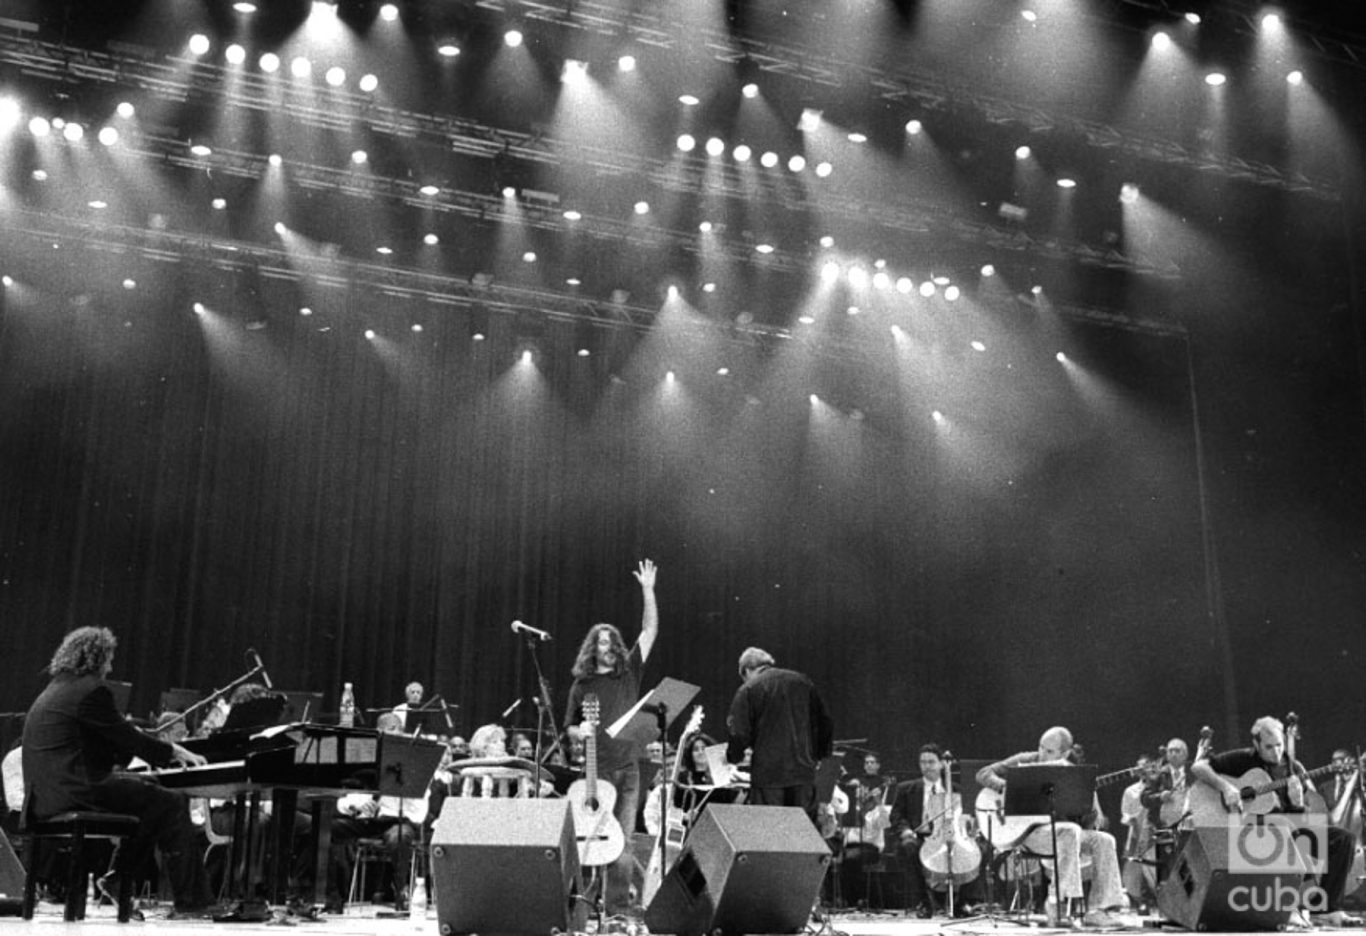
[1003,764,1097,922]
[607,678,699,899]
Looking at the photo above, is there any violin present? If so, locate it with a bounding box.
[919,751,982,895]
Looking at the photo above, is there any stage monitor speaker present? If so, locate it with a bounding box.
[1156,826,1303,931]
[644,804,831,936]
[430,797,584,936]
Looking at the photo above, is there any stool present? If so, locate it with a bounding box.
[21,811,139,922]
[347,837,391,904]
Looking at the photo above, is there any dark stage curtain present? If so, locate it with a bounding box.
[0,256,1303,776]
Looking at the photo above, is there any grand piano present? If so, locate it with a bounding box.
[137,723,445,906]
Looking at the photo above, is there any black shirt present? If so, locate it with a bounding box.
[726,665,833,788]
[565,644,644,774]
[1206,747,1306,812]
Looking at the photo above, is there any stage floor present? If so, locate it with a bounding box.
[10,899,1362,935]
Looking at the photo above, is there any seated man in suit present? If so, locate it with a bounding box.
[21,626,216,916]
[890,744,985,917]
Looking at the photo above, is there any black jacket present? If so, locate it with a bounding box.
[22,673,173,819]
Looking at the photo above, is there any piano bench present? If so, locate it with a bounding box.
[21,812,140,923]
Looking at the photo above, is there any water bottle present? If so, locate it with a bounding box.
[339,682,356,728]
[409,877,428,918]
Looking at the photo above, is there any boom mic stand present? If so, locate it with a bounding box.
[159,657,271,734]
[520,630,561,795]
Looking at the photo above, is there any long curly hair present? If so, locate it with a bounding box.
[49,626,118,677]
[571,623,629,679]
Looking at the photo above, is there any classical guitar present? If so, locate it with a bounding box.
[567,695,625,866]
[642,706,704,905]
[1186,715,1337,826]
[976,761,1140,849]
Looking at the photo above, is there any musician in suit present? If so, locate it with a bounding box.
[1141,737,1193,831]
[564,559,659,919]
[725,647,833,822]
[1191,716,1359,926]
[976,726,1124,927]
[1324,748,1359,817]
[21,626,216,916]
[890,744,985,917]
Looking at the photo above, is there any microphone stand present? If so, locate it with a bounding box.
[521,632,561,795]
[159,662,269,733]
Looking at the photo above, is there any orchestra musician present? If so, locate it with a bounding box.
[835,751,894,908]
[890,744,986,918]
[326,711,429,913]
[20,627,219,917]
[563,559,659,920]
[976,726,1124,928]
[1120,753,1162,911]
[1141,737,1193,831]
[1324,749,1359,818]
[1191,716,1360,927]
[391,681,426,732]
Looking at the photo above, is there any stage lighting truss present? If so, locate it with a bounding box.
[0,33,1185,283]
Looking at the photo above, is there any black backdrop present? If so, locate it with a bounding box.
[1,238,1364,805]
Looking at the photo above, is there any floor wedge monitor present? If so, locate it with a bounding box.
[644,804,830,936]
[431,796,584,936]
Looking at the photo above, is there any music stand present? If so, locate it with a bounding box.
[1003,764,1097,923]
[276,690,323,724]
[607,678,699,901]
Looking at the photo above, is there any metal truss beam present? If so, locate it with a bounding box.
[0,205,1186,348]
[0,34,1184,281]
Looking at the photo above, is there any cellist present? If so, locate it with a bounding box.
[889,744,985,918]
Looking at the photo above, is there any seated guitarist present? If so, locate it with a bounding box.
[563,559,659,920]
[1190,715,1359,927]
[976,726,1125,928]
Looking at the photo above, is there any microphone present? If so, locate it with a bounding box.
[511,620,553,643]
[248,649,273,689]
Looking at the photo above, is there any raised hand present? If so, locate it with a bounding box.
[634,559,657,589]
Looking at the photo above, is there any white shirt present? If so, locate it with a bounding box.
[338,792,428,825]
[2,747,23,811]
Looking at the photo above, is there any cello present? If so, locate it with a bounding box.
[920,751,982,913]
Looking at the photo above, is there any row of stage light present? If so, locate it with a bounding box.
[5,93,1150,257]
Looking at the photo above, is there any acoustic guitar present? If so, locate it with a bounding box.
[566,694,626,866]
[642,706,704,905]
[975,762,1141,849]
[1186,716,1334,826]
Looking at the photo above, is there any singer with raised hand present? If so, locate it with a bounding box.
[563,559,659,922]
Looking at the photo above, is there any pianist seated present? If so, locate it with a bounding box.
[21,626,221,918]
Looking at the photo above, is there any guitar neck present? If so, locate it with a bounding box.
[585,729,599,798]
[1253,763,1333,796]
[1096,765,1141,789]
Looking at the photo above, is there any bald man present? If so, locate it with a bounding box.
[977,726,1124,927]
